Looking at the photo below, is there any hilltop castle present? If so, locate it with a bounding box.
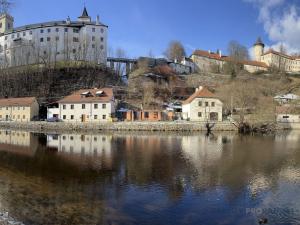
[0,7,108,68]
[254,37,300,72]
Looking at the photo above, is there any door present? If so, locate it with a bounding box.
[210,112,218,121]
[81,114,86,122]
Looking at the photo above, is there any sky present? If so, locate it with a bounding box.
[9,0,300,58]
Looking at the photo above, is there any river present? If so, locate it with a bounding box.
[0,130,300,225]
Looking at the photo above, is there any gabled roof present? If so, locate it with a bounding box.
[182,87,216,105]
[58,88,114,104]
[242,60,268,68]
[0,97,37,107]
[81,7,89,17]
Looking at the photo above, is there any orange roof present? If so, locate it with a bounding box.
[242,60,269,68]
[262,49,296,60]
[58,88,114,104]
[0,97,37,107]
[192,50,227,60]
[182,87,216,105]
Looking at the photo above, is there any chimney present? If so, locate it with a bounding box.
[66,16,71,25]
[96,15,100,25]
[208,50,211,54]
[198,86,203,91]
[219,50,222,57]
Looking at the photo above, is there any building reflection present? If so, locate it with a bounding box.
[46,133,113,169]
[0,130,38,157]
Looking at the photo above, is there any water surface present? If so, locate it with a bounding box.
[0,130,300,225]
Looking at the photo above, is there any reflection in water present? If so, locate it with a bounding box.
[0,130,299,224]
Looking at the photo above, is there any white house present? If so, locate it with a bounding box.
[274,93,300,104]
[182,86,223,122]
[0,7,108,68]
[52,88,115,122]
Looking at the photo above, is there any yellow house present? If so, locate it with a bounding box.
[0,97,39,122]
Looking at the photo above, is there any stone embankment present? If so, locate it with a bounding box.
[0,212,24,225]
[0,121,238,132]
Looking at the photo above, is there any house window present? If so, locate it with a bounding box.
[40,29,44,33]
[82,104,85,109]
[205,102,209,107]
[92,36,95,41]
[73,28,79,33]
[47,37,51,42]
[71,115,74,120]
[64,28,68,32]
[92,44,95,49]
[211,102,215,107]
[101,37,104,42]
[40,38,44,42]
[73,37,79,42]
[5,36,8,40]
[63,105,66,110]
[102,115,106,120]
[56,28,59,32]
[55,36,59,41]
[144,112,149,119]
[63,115,66,119]
[70,105,74,109]
[92,28,96,32]
[198,112,202,117]
[23,115,26,119]
[23,32,26,36]
[283,116,289,119]
[72,49,76,54]
[29,31,33,35]
[198,101,202,107]
[17,33,20,38]
[102,104,106,109]
[47,28,51,33]
[100,45,104,50]
[94,104,98,109]
[94,115,98,119]
[101,28,104,33]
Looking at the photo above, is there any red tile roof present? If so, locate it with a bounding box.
[58,88,114,104]
[192,50,226,60]
[0,97,37,107]
[262,49,299,60]
[182,87,216,105]
[242,60,269,68]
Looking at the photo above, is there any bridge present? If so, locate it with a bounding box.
[107,57,138,76]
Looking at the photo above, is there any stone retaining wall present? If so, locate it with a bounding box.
[0,121,238,132]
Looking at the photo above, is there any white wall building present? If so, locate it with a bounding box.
[182,86,223,122]
[52,88,115,122]
[0,7,108,68]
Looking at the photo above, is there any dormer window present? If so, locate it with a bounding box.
[81,91,92,98]
[96,90,104,97]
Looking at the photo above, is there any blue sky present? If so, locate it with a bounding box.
[10,0,300,58]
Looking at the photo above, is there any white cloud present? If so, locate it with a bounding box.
[246,0,300,54]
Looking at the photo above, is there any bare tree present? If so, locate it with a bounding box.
[224,41,249,77]
[0,0,13,14]
[164,41,186,61]
[114,48,126,76]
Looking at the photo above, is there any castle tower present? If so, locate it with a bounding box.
[0,13,14,34]
[78,6,91,23]
[253,37,265,61]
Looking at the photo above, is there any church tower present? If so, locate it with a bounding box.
[253,37,265,61]
[0,13,14,34]
[78,6,91,23]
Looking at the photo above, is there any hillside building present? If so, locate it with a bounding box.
[182,86,223,122]
[254,38,300,73]
[191,49,268,73]
[0,7,108,68]
[48,88,115,122]
[0,97,39,122]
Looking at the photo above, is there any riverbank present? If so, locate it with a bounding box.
[0,121,238,132]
